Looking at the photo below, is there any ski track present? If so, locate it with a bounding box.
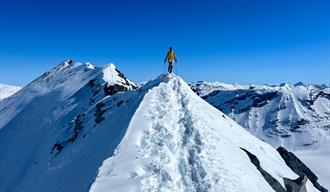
[140,78,209,191]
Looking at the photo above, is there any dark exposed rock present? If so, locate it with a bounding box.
[301,91,330,107]
[67,59,73,64]
[103,84,128,96]
[94,101,106,124]
[115,68,138,89]
[277,146,328,192]
[296,119,310,126]
[190,86,200,95]
[240,148,286,192]
[283,175,308,192]
[51,112,86,154]
[73,112,85,132]
[51,143,63,154]
[68,132,78,143]
[117,100,124,107]
[88,79,96,87]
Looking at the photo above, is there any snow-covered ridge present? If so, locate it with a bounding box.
[0,83,21,100]
[90,74,320,192]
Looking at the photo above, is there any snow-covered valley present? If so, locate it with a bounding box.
[0,61,328,191]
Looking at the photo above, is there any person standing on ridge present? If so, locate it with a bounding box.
[164,47,177,73]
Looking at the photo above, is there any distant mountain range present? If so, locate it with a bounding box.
[190,81,330,150]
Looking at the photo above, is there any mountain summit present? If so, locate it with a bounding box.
[0,63,325,192]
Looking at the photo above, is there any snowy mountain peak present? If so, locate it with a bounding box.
[295,82,307,87]
[85,62,95,69]
[0,83,21,100]
[102,63,137,90]
[103,63,116,69]
[280,82,294,89]
[0,61,136,129]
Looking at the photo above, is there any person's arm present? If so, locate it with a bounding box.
[174,52,177,62]
[164,52,168,63]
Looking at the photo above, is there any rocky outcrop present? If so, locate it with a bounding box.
[277,146,328,192]
[240,148,286,192]
[283,175,308,192]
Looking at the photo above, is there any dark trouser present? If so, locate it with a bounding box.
[168,61,174,73]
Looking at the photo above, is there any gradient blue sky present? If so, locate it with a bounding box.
[1,0,329,86]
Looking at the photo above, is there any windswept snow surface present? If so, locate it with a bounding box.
[90,74,318,192]
[0,83,21,100]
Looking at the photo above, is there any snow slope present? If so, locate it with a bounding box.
[0,83,21,100]
[90,74,318,192]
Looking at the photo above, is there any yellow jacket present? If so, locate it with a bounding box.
[165,51,176,62]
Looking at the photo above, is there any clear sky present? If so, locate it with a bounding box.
[1,0,329,86]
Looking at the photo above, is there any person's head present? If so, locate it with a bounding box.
[169,47,173,51]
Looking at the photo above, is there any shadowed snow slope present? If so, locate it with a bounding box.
[90,74,319,192]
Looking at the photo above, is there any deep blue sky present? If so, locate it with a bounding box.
[1,0,329,86]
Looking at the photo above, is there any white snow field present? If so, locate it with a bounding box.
[0,61,324,191]
[295,139,330,190]
[0,83,21,100]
